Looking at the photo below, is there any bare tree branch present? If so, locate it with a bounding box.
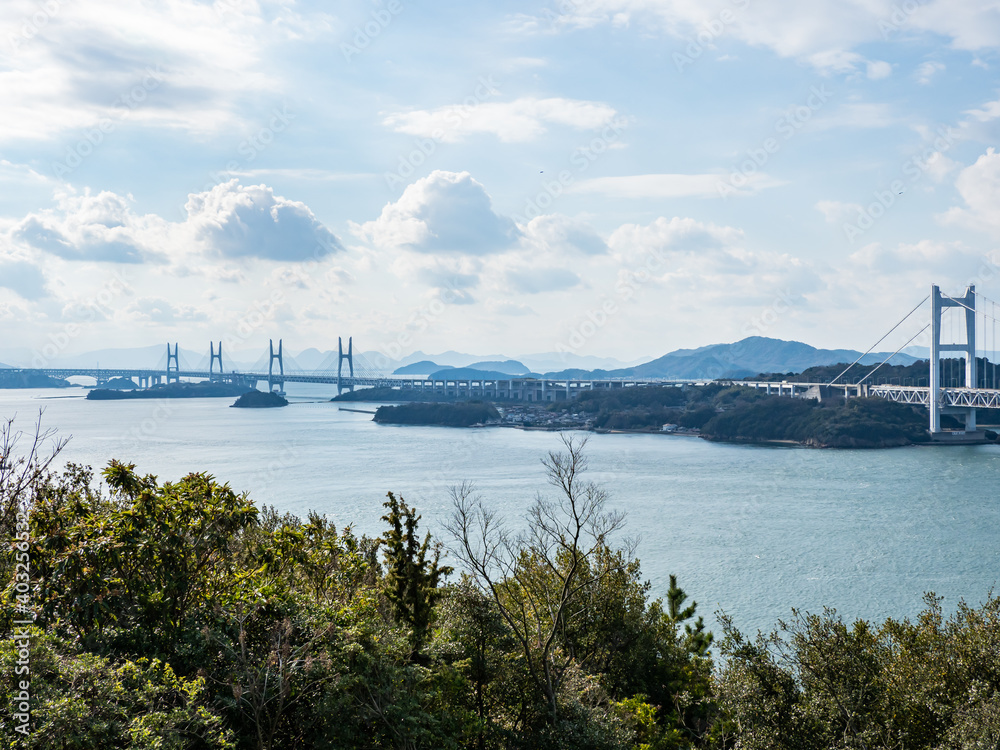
[445,436,631,724]
[0,410,69,535]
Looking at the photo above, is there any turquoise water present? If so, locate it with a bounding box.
[3,386,999,637]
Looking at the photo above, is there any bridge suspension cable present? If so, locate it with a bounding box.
[855,324,930,387]
[827,295,929,385]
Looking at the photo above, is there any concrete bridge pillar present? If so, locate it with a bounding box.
[268,339,284,393]
[930,284,977,435]
[337,336,354,395]
[209,341,223,381]
[166,343,180,384]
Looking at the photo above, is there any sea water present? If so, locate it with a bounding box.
[2,386,999,637]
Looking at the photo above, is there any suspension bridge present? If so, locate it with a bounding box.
[8,283,1000,441]
[17,338,388,394]
[728,283,1000,441]
[13,336,681,401]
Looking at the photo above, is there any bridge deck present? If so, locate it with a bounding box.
[14,368,1000,409]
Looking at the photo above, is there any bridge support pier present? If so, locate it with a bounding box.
[268,339,284,393]
[166,343,180,384]
[930,284,978,436]
[209,342,223,381]
[337,337,354,395]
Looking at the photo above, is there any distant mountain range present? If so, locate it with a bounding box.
[382,350,641,372]
[388,337,921,381]
[0,337,923,381]
[395,359,530,376]
[596,337,920,380]
[393,360,453,375]
[429,367,519,380]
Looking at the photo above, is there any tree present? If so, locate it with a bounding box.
[446,435,630,724]
[381,491,452,658]
[0,629,235,749]
[0,412,66,538]
[30,460,259,660]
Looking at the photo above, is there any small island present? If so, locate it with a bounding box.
[0,370,72,389]
[100,376,140,390]
[373,402,500,427]
[87,381,252,400]
[231,390,288,408]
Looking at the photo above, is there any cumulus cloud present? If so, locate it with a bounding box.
[10,190,164,264]
[383,97,619,143]
[522,215,608,255]
[4,182,342,266]
[940,149,1000,236]
[356,171,519,254]
[187,180,342,261]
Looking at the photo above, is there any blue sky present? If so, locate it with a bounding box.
[2,0,1000,364]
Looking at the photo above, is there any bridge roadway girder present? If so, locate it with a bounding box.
[870,385,1000,410]
[20,368,1000,411]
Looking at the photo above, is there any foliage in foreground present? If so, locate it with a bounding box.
[713,595,1000,749]
[2,419,999,748]
[0,428,711,749]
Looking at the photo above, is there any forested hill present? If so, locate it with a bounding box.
[547,384,934,447]
[538,336,920,380]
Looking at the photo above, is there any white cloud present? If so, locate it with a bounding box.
[571,172,780,199]
[0,0,333,142]
[915,60,945,84]
[535,0,1000,72]
[187,180,342,261]
[964,97,1000,123]
[608,216,744,263]
[849,239,974,274]
[940,148,1000,236]
[383,97,619,143]
[10,190,166,264]
[924,151,959,182]
[5,181,342,265]
[596,215,823,343]
[355,171,519,254]
[522,215,608,255]
[867,60,892,79]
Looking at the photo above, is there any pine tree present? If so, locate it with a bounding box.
[667,573,713,657]
[380,491,452,658]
